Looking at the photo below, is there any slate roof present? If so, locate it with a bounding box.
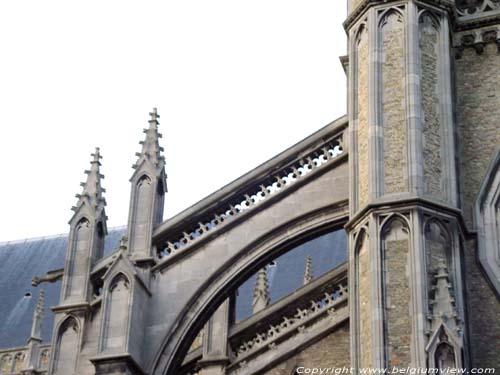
[0,228,125,349]
[0,225,346,349]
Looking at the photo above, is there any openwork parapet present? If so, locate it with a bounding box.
[154,125,346,260]
[232,278,348,363]
[457,0,500,20]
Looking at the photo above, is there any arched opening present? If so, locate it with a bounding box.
[435,342,456,371]
[52,317,79,375]
[234,228,347,321]
[381,216,411,367]
[66,218,91,299]
[102,273,131,353]
[129,175,153,254]
[178,225,348,374]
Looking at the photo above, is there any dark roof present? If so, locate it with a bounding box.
[0,228,125,349]
[0,226,347,349]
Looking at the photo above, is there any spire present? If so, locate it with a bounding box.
[72,147,107,218]
[126,108,167,260]
[30,290,44,341]
[132,108,166,173]
[252,267,270,314]
[303,255,313,285]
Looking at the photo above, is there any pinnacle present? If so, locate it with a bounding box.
[72,147,107,217]
[252,267,270,314]
[303,255,313,285]
[35,290,44,318]
[132,108,165,171]
[30,289,45,341]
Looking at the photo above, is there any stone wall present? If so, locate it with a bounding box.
[463,238,500,368]
[456,44,500,226]
[263,322,350,374]
[357,28,369,208]
[420,15,443,199]
[358,234,372,368]
[383,219,411,367]
[382,13,407,195]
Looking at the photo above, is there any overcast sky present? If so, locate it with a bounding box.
[0,1,347,242]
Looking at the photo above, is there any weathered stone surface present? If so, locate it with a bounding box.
[457,44,500,226]
[463,238,500,368]
[383,220,411,367]
[358,233,372,368]
[262,322,350,374]
[420,16,443,198]
[357,28,370,208]
[382,13,407,195]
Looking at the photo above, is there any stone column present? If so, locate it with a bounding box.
[198,299,231,375]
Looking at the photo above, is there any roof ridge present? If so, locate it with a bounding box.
[0,225,127,246]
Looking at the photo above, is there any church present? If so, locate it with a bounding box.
[1,0,500,373]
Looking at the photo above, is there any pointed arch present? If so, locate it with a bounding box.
[378,7,405,28]
[380,213,411,236]
[418,9,441,29]
[66,217,92,299]
[39,349,50,369]
[12,352,24,373]
[353,21,367,45]
[129,174,154,255]
[426,324,462,369]
[0,354,13,375]
[381,214,411,366]
[353,224,369,253]
[424,217,453,304]
[101,272,132,353]
[150,206,349,374]
[51,316,80,375]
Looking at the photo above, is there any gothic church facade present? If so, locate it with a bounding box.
[0,0,500,374]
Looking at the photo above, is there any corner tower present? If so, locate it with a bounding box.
[345,0,468,370]
[126,108,167,263]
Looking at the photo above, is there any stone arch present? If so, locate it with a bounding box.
[423,217,453,300]
[38,349,50,369]
[353,21,367,45]
[352,18,369,208]
[100,272,132,353]
[435,342,456,369]
[51,316,80,375]
[150,208,348,374]
[380,215,411,366]
[378,7,405,28]
[0,354,13,375]
[418,8,441,28]
[12,352,24,373]
[353,226,372,369]
[380,213,411,235]
[66,217,91,299]
[129,174,154,254]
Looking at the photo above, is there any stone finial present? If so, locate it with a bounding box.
[72,147,107,217]
[252,267,270,314]
[30,290,44,341]
[429,261,460,333]
[303,255,313,285]
[132,108,166,171]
